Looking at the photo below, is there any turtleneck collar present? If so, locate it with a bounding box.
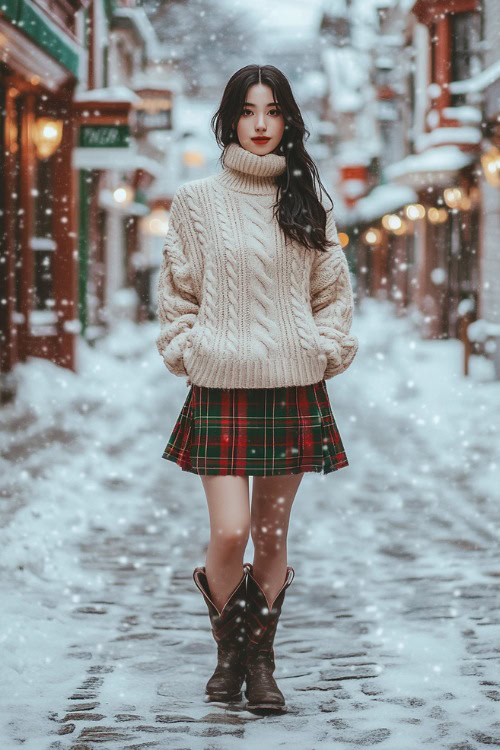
[215,142,287,195]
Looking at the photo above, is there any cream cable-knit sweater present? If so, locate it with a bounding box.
[155,142,359,389]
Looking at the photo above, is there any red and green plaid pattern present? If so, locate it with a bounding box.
[162,379,349,476]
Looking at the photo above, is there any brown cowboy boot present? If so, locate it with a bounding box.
[243,561,295,713]
[192,565,247,702]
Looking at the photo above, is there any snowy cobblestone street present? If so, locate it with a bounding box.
[1,299,500,749]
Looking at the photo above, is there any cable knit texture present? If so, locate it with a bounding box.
[156,142,359,388]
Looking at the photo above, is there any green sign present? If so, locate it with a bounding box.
[79,124,130,148]
[1,0,80,77]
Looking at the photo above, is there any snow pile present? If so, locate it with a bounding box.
[0,319,190,745]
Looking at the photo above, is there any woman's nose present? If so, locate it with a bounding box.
[256,113,266,130]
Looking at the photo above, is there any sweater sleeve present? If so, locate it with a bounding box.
[310,208,359,379]
[155,189,200,378]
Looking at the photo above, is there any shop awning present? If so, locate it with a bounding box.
[72,147,163,178]
[384,145,475,188]
[354,182,418,223]
[0,0,83,79]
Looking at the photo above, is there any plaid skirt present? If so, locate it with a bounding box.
[161,379,349,477]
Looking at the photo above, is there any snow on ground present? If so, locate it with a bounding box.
[0,297,499,748]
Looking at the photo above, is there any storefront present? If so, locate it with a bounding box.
[0,0,84,402]
[353,183,419,313]
[384,145,481,340]
[72,86,164,336]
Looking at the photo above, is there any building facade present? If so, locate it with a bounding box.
[321,0,499,374]
[0,0,86,402]
[1,0,174,403]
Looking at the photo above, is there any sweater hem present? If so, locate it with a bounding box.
[183,351,328,389]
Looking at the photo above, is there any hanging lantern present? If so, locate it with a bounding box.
[480,146,500,188]
[363,227,382,245]
[443,187,463,208]
[428,207,448,224]
[392,218,408,235]
[381,213,402,231]
[338,232,350,248]
[32,117,63,159]
[113,184,134,206]
[458,194,472,211]
[404,203,426,221]
[140,208,169,235]
[183,150,205,167]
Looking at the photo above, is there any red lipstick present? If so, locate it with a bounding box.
[252,137,270,144]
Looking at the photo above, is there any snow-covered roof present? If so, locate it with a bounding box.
[467,319,500,343]
[131,71,182,95]
[384,145,475,186]
[247,1,322,33]
[354,182,418,223]
[416,126,482,151]
[322,47,369,113]
[375,55,394,69]
[449,59,500,95]
[322,0,348,16]
[442,106,482,125]
[74,86,141,104]
[379,33,405,45]
[334,141,372,166]
[112,7,162,61]
[399,0,417,11]
[72,147,164,176]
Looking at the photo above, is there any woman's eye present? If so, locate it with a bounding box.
[241,109,281,116]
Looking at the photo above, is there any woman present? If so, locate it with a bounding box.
[156,64,358,714]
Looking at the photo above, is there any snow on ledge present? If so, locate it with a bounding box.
[467,319,500,343]
[355,182,418,223]
[449,59,500,95]
[442,106,482,125]
[416,126,482,151]
[74,86,142,104]
[384,145,475,182]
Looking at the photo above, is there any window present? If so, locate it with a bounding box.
[31,238,56,312]
[451,11,482,83]
[430,22,437,83]
[33,151,55,311]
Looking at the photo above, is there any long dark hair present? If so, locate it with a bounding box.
[211,64,336,253]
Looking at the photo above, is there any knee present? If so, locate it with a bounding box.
[211,523,250,552]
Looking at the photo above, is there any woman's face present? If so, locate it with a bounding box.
[235,83,285,157]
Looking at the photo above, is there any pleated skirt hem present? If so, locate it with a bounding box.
[161,449,349,476]
[161,379,350,477]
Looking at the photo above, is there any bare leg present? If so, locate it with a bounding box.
[200,475,251,614]
[250,473,304,608]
